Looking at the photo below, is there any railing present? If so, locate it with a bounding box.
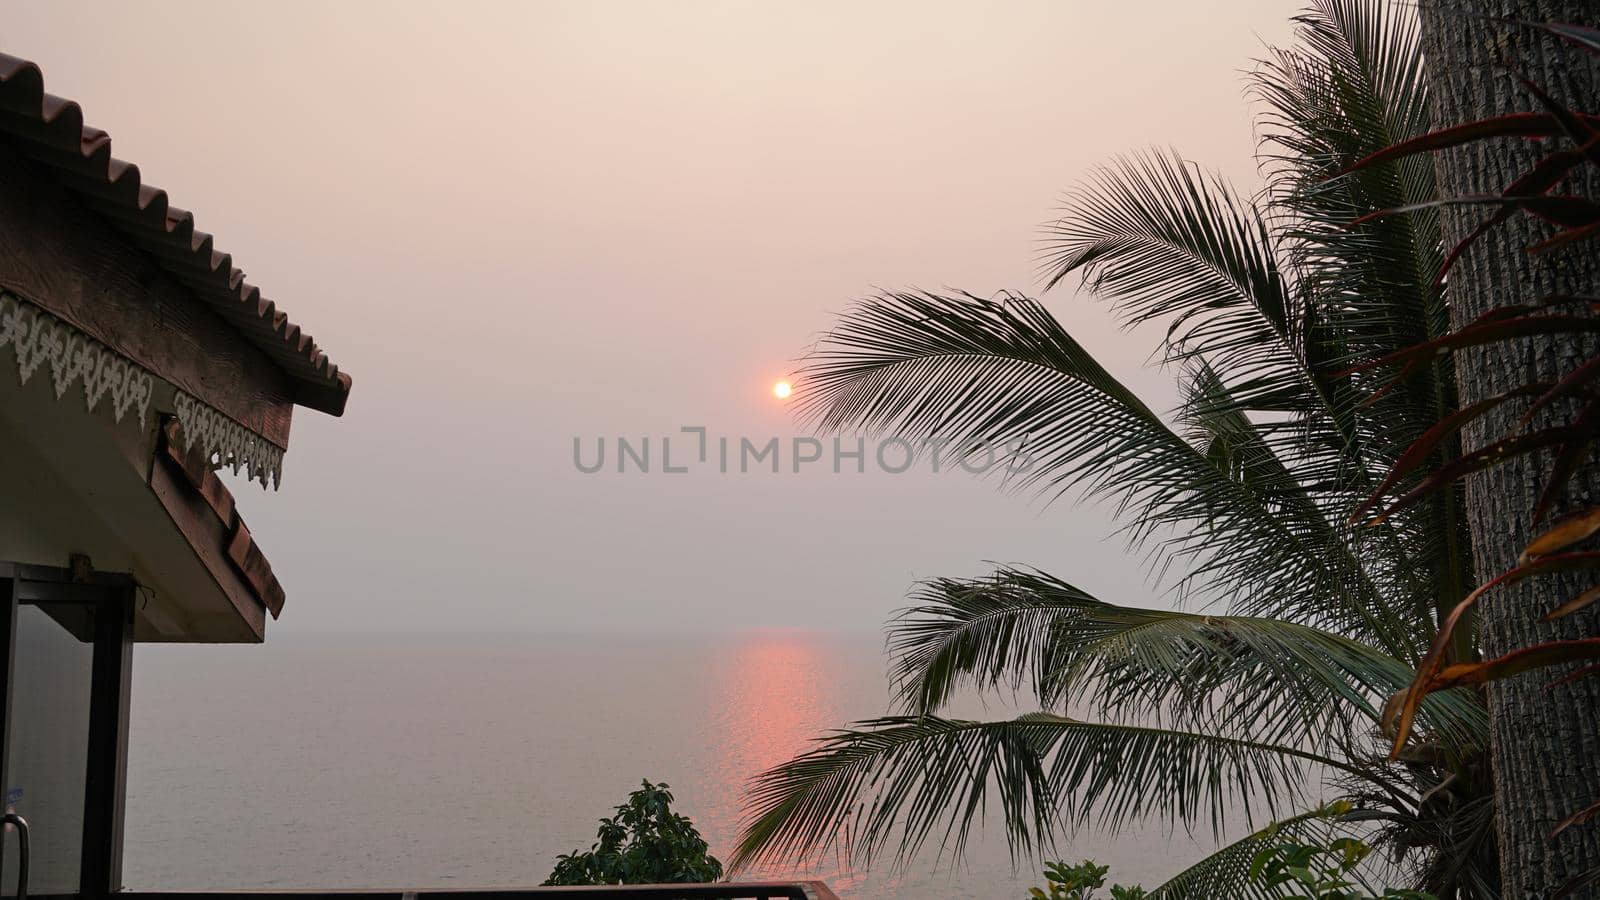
[120,883,840,900]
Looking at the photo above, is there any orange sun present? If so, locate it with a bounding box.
[773,380,793,400]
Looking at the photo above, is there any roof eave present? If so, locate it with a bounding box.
[0,52,353,417]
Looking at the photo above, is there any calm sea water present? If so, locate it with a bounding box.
[123,632,1216,898]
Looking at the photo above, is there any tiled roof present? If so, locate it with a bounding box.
[0,53,351,416]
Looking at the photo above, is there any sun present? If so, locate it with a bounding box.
[772,380,793,400]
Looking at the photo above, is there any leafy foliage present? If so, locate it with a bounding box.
[1026,822,1432,900]
[1030,860,1147,900]
[543,780,723,886]
[1146,804,1359,900]
[1251,837,1435,899]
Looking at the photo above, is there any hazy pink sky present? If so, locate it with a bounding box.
[4,1,1303,635]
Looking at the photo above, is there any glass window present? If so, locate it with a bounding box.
[2,602,97,896]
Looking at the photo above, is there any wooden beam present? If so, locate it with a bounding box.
[146,456,266,641]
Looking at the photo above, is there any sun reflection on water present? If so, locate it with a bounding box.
[703,630,890,895]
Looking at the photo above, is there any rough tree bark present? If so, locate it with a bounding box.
[1416,2,1600,896]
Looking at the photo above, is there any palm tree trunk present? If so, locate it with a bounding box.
[1417,1,1600,895]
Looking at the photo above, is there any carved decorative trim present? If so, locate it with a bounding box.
[0,291,284,488]
[173,392,284,488]
[0,290,154,425]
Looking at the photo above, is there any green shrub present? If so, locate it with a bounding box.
[1029,860,1146,900]
[543,779,723,886]
[1250,838,1434,899]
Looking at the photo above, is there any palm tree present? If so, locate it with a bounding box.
[732,2,1499,896]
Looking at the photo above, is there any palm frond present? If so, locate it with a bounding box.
[889,567,1101,714]
[891,567,1485,752]
[1146,805,1348,899]
[796,289,1420,658]
[1032,146,1432,646]
[1252,0,1471,642]
[1178,366,1449,658]
[1031,139,1436,650]
[1040,146,1289,349]
[731,714,1349,873]
[1251,0,1445,469]
[1038,150,1318,436]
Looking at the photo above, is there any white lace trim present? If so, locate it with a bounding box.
[172,392,284,488]
[0,292,155,426]
[0,292,284,488]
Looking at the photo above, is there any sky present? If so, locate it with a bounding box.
[3,1,1303,637]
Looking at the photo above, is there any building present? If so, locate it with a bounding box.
[0,54,833,900]
[0,47,351,898]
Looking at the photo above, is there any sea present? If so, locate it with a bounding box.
[123,631,1222,898]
